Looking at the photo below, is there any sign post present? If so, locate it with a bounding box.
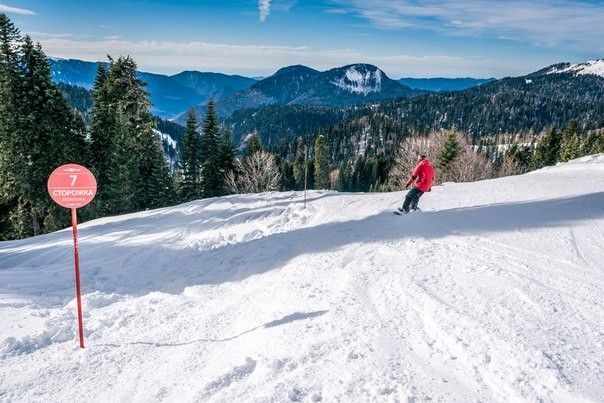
[47,164,97,348]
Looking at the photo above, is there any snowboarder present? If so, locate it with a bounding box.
[397,153,435,214]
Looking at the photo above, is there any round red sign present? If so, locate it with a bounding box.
[47,164,97,208]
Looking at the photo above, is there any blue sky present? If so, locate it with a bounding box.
[4,0,603,78]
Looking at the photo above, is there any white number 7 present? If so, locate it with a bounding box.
[69,175,77,186]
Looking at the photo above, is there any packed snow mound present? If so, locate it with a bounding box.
[547,59,604,78]
[1,155,603,402]
[331,65,383,95]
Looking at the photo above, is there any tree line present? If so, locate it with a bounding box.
[0,14,88,238]
[1,12,602,241]
[270,118,603,193]
[0,14,281,240]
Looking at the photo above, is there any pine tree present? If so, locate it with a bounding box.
[437,131,460,178]
[148,142,176,208]
[560,120,581,162]
[101,56,173,212]
[306,158,315,190]
[314,135,329,189]
[199,99,222,198]
[581,130,604,155]
[352,157,368,191]
[89,64,114,200]
[293,139,307,190]
[560,134,581,162]
[0,13,22,236]
[244,131,262,158]
[218,130,237,195]
[7,35,88,236]
[105,111,139,214]
[337,163,351,192]
[180,108,202,201]
[279,159,295,191]
[533,127,562,168]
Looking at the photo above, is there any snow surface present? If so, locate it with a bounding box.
[154,128,177,150]
[1,155,604,402]
[332,66,382,95]
[548,59,604,78]
[153,128,178,172]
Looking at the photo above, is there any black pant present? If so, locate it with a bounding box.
[402,187,424,212]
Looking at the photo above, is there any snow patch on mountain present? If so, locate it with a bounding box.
[154,129,177,149]
[547,59,604,78]
[154,129,178,171]
[331,66,383,95]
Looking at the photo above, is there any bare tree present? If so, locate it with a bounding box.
[448,132,493,182]
[225,150,282,194]
[388,131,444,189]
[388,130,493,190]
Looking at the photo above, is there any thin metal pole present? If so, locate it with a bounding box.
[304,145,308,209]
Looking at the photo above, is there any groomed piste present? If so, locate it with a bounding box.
[1,155,603,402]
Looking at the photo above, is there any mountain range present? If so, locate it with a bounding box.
[202,64,422,119]
[53,57,604,160]
[398,77,494,92]
[49,58,257,118]
[49,58,491,120]
[222,59,604,156]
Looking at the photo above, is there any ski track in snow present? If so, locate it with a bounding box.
[1,155,603,402]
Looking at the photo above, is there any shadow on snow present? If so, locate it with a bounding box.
[1,192,602,302]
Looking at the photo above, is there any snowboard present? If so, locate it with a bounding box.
[393,208,420,215]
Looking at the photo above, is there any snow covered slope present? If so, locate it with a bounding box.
[547,59,604,78]
[1,155,603,402]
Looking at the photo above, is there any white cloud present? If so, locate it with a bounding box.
[28,32,72,39]
[258,0,272,22]
[0,3,36,15]
[333,0,604,51]
[31,36,539,77]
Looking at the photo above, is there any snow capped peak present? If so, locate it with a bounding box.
[547,59,604,78]
[331,65,383,95]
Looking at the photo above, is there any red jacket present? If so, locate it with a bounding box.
[406,158,435,192]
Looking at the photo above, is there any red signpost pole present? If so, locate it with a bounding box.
[71,208,85,348]
[48,164,97,349]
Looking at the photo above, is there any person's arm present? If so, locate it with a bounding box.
[405,164,421,188]
[405,175,416,188]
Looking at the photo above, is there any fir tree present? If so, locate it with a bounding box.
[314,135,329,189]
[352,157,369,191]
[0,13,22,236]
[89,64,114,200]
[533,127,562,168]
[279,158,295,191]
[244,131,262,158]
[293,139,307,190]
[306,158,315,190]
[105,111,139,214]
[560,133,581,162]
[147,142,176,208]
[581,130,604,155]
[559,119,581,162]
[199,99,222,198]
[218,130,237,195]
[336,163,351,192]
[180,108,202,201]
[101,56,173,211]
[437,131,460,177]
[6,34,88,236]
